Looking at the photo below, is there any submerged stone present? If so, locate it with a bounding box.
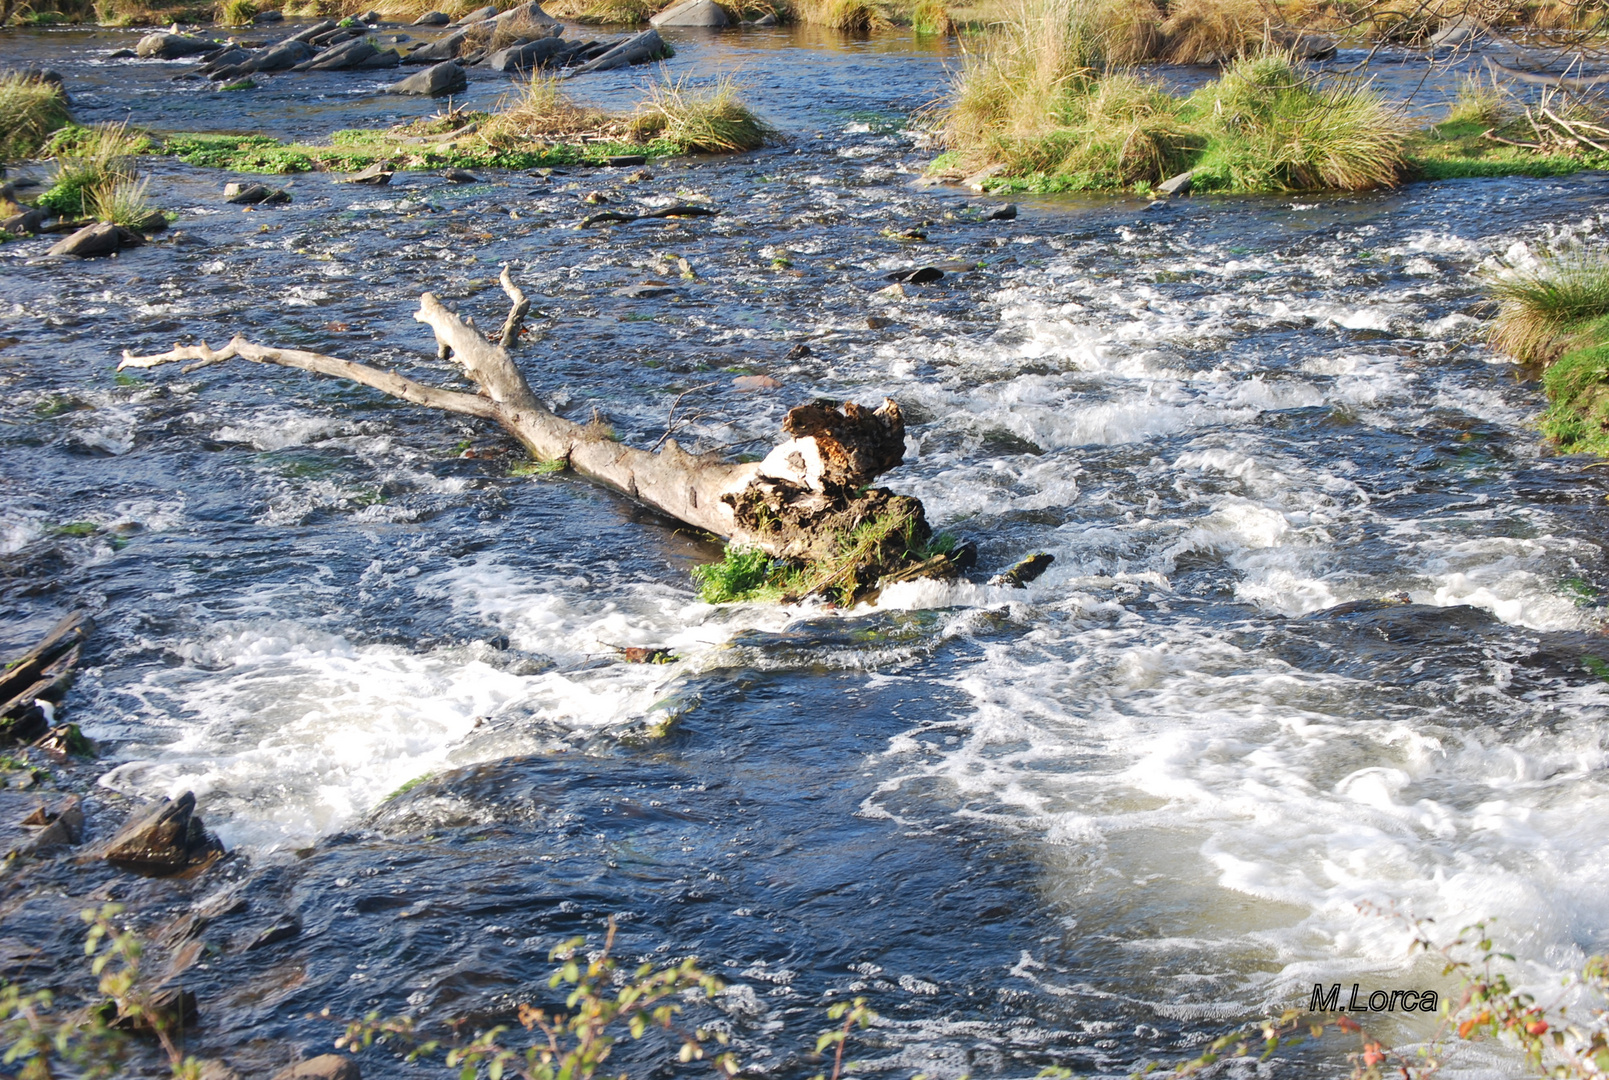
[386,60,466,95]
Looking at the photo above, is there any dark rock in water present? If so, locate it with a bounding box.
[252,8,283,20]
[107,47,137,58]
[357,8,382,20]
[487,34,565,72]
[885,265,943,284]
[100,791,226,876]
[613,283,677,298]
[136,32,218,58]
[564,26,667,75]
[309,25,359,46]
[983,202,1017,220]
[2,208,46,235]
[356,47,402,68]
[449,3,497,24]
[606,153,645,166]
[224,182,291,204]
[11,794,83,857]
[211,38,313,79]
[651,0,727,25]
[786,342,811,359]
[1155,170,1192,196]
[47,222,143,258]
[443,167,480,183]
[865,315,891,329]
[198,46,250,74]
[246,914,302,950]
[135,209,170,233]
[412,9,449,23]
[270,1057,361,1080]
[403,27,469,62]
[988,552,1054,588]
[386,60,466,94]
[297,36,377,69]
[287,17,338,41]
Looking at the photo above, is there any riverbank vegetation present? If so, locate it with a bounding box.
[1486,252,1609,456]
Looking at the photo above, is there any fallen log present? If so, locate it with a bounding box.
[120,276,953,600]
[1,611,92,744]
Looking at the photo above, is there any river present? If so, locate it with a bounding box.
[2,21,1608,1077]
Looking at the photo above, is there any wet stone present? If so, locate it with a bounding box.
[270,1056,361,1080]
[411,10,449,24]
[100,791,226,876]
[224,182,291,204]
[47,222,142,258]
[443,168,481,183]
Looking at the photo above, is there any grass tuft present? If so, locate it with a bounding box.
[693,546,791,604]
[0,73,73,162]
[1158,0,1269,63]
[1444,73,1509,127]
[911,0,953,32]
[37,122,144,217]
[1488,252,1609,364]
[218,0,257,21]
[86,173,153,226]
[630,74,779,153]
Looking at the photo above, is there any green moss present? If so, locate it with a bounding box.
[384,773,432,801]
[692,546,793,604]
[509,457,567,477]
[53,522,99,537]
[1540,332,1609,456]
[155,130,681,175]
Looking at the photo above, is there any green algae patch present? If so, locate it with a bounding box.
[156,130,681,174]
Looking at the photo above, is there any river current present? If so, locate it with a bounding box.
[2,21,1609,1078]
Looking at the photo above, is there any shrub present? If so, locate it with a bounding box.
[1487,251,1609,363]
[1158,0,1272,63]
[630,75,778,153]
[910,0,951,32]
[218,0,255,20]
[0,73,72,162]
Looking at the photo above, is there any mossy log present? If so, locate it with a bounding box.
[120,276,944,592]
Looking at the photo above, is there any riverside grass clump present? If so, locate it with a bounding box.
[150,76,773,175]
[1485,252,1609,457]
[0,74,72,161]
[941,31,1411,194]
[35,122,148,216]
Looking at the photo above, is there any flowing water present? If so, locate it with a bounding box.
[3,22,1609,1077]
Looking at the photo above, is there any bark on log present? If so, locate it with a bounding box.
[120,286,942,593]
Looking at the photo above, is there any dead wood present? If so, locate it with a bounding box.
[120,282,947,595]
[1,611,92,743]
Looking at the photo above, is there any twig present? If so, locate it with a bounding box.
[1541,105,1609,151]
[1482,130,1546,148]
[651,382,716,452]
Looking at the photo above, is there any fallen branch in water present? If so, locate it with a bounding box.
[120,278,955,600]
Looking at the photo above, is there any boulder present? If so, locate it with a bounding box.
[100,792,225,875]
[1429,15,1483,47]
[411,9,449,23]
[356,48,402,67]
[487,34,565,70]
[493,0,561,29]
[386,60,466,94]
[296,37,379,69]
[1155,170,1191,196]
[198,46,250,74]
[342,161,393,184]
[12,795,83,857]
[47,222,142,258]
[357,8,382,20]
[224,182,291,204]
[270,1056,361,1080]
[563,26,666,75]
[448,3,496,24]
[210,38,313,78]
[252,8,284,21]
[246,914,302,950]
[650,0,727,26]
[443,167,480,182]
[1269,28,1335,58]
[402,27,469,61]
[101,987,198,1033]
[983,202,1017,220]
[135,32,218,58]
[286,17,338,41]
[2,208,47,235]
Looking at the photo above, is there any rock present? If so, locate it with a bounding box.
[210,38,313,79]
[785,343,811,359]
[387,60,466,94]
[750,11,777,24]
[865,315,891,329]
[732,374,782,390]
[987,552,1054,588]
[270,1056,361,1080]
[1268,28,1335,58]
[487,34,566,71]
[650,0,727,26]
[1429,15,1483,47]
[286,17,338,41]
[47,222,142,258]
[962,162,1005,191]
[357,8,382,20]
[983,202,1017,220]
[493,0,561,28]
[564,27,667,75]
[100,987,198,1033]
[107,47,138,58]
[295,36,378,70]
[100,792,226,876]
[252,8,283,20]
[342,162,393,184]
[443,167,480,182]
[412,9,449,23]
[1155,170,1192,196]
[12,795,83,856]
[246,914,302,950]
[606,153,645,166]
[309,25,359,46]
[136,32,218,58]
[885,266,943,284]
[199,46,251,73]
[402,27,469,61]
[356,47,402,67]
[197,1060,242,1080]
[612,284,676,298]
[449,2,496,23]
[2,209,46,235]
[224,182,291,204]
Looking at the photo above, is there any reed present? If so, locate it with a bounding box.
[629,74,778,153]
[1488,251,1609,363]
[0,74,72,162]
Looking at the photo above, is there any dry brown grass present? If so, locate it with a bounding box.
[629,74,778,151]
[1159,0,1276,62]
[478,74,626,143]
[538,0,656,21]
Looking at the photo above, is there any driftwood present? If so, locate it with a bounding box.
[121,278,947,596]
[1,611,91,744]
